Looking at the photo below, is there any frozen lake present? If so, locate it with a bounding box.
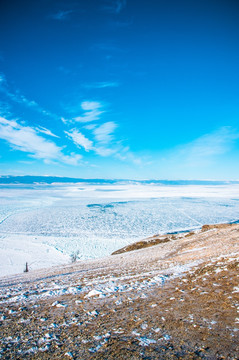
[1,182,239,276]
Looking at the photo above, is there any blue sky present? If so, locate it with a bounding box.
[0,0,239,179]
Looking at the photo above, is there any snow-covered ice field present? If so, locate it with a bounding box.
[1,182,239,277]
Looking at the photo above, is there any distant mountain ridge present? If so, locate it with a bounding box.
[0,175,238,185]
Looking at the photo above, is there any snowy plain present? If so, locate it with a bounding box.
[1,182,239,277]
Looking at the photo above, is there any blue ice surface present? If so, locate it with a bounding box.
[0,182,239,260]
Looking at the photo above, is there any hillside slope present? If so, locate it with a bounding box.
[0,223,238,359]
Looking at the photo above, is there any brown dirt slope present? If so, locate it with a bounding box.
[112,231,192,255]
[0,223,238,359]
[112,223,237,256]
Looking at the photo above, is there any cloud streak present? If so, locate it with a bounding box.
[65,121,118,156]
[102,0,127,14]
[49,10,73,20]
[179,126,239,164]
[64,102,141,162]
[65,129,93,151]
[93,121,117,144]
[65,120,129,159]
[0,72,59,120]
[72,101,104,123]
[157,126,239,177]
[35,126,59,138]
[0,117,81,165]
[83,81,119,89]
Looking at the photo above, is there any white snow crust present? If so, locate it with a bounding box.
[1,183,239,276]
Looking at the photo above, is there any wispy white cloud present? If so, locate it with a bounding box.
[102,0,127,14]
[0,73,5,84]
[0,74,39,109]
[94,146,116,157]
[92,121,123,158]
[49,10,73,20]
[84,124,97,130]
[9,91,39,108]
[0,117,81,165]
[178,126,239,165]
[60,153,82,166]
[71,101,104,123]
[62,100,142,164]
[93,121,117,144]
[81,101,101,111]
[0,72,58,120]
[115,147,142,165]
[93,143,143,163]
[65,129,93,151]
[35,126,59,138]
[83,81,119,89]
[65,121,117,156]
[61,117,68,124]
[0,101,12,117]
[157,127,239,177]
[65,121,127,159]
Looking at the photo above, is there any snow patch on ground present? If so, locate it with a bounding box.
[1,182,239,277]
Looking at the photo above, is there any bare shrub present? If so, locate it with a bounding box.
[70,250,80,263]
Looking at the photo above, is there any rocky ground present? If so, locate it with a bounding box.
[0,223,238,359]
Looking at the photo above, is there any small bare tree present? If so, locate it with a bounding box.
[70,250,80,263]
